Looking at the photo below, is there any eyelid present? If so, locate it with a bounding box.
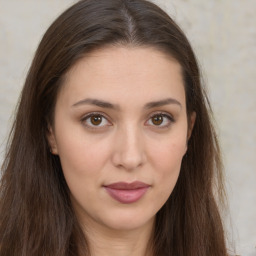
[81,111,112,129]
[148,111,174,121]
[145,111,175,128]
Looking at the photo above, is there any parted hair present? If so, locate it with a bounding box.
[0,0,228,255]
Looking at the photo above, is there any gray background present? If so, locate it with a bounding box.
[0,0,255,255]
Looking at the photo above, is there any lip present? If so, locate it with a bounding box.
[103,181,150,204]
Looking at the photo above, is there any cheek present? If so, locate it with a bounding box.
[152,135,187,164]
[55,130,112,182]
[145,139,186,214]
[150,138,187,184]
[56,136,111,207]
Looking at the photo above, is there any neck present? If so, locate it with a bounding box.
[80,219,155,256]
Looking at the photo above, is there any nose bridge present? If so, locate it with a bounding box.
[112,122,146,170]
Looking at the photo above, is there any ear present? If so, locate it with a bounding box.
[187,111,196,141]
[184,112,196,155]
[46,125,58,155]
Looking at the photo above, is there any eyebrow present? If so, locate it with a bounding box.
[72,97,182,109]
[72,98,119,109]
[144,98,182,109]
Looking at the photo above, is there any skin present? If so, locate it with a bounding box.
[48,46,195,256]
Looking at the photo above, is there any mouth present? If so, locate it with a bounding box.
[103,181,150,204]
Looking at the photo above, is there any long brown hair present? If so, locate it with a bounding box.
[0,0,228,255]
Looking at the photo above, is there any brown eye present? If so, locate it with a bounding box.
[90,115,102,126]
[151,115,163,125]
[146,113,174,128]
[82,113,111,129]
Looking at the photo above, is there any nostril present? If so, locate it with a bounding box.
[111,142,146,170]
[111,127,146,170]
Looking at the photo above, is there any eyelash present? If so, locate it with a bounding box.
[80,111,175,130]
[81,112,112,130]
[145,112,175,129]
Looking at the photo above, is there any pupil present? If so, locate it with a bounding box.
[152,115,163,125]
[91,115,102,125]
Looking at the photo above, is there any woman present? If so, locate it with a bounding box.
[0,0,228,255]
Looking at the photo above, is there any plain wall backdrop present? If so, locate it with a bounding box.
[0,0,255,255]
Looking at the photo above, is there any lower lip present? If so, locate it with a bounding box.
[104,187,149,204]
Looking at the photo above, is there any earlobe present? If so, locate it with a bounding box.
[47,126,58,155]
[187,111,196,141]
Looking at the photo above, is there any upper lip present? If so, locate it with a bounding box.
[104,181,150,190]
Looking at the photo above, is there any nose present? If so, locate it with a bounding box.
[111,125,147,171]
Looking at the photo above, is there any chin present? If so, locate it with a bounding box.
[99,208,156,232]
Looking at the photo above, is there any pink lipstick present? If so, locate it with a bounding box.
[104,181,150,204]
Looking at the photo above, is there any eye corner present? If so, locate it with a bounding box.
[145,112,175,129]
[80,112,113,130]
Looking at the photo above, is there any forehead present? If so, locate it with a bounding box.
[59,46,185,106]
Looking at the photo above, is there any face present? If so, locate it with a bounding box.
[48,46,195,234]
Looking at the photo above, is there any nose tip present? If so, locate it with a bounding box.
[113,149,145,170]
[111,129,146,171]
